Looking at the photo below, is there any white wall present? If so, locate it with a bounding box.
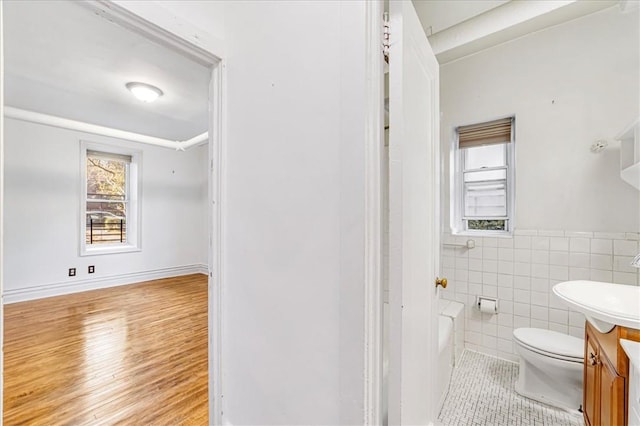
[3,118,208,301]
[441,6,640,233]
[219,1,368,424]
[151,0,226,42]
[439,6,640,360]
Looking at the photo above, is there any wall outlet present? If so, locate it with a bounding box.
[68,268,76,277]
[88,265,95,274]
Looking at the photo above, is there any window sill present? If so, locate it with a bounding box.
[81,244,141,257]
[451,229,513,238]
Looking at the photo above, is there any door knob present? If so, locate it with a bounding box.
[435,277,447,289]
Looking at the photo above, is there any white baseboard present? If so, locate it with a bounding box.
[3,263,209,304]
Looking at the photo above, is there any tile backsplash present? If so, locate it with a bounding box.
[440,229,640,362]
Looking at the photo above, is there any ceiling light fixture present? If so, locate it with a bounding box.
[126,82,163,103]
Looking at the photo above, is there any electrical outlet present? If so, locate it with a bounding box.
[69,268,76,277]
[88,265,95,274]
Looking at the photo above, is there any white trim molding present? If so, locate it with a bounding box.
[208,57,226,426]
[4,107,208,151]
[363,1,384,424]
[3,264,208,304]
[100,0,225,62]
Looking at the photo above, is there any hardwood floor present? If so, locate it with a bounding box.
[3,274,208,425]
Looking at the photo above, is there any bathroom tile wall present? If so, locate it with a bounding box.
[440,229,640,362]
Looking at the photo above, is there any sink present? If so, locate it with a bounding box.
[553,281,640,333]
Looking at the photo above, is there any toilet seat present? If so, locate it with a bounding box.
[513,328,583,363]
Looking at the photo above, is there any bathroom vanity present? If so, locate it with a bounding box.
[583,322,640,426]
[552,281,640,426]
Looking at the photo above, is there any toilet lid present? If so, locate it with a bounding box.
[513,328,583,360]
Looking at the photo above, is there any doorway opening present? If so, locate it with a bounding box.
[1,1,223,423]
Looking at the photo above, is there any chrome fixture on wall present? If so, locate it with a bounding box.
[632,253,640,268]
[442,239,476,249]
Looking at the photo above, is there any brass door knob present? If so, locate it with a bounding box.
[436,277,447,289]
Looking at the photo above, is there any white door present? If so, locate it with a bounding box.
[387,1,440,424]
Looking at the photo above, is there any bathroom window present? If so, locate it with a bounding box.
[452,117,515,235]
[80,141,141,255]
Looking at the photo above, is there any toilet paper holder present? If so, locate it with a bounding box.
[476,296,499,314]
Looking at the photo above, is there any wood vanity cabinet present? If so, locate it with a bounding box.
[583,322,640,426]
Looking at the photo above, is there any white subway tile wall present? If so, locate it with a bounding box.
[440,230,640,362]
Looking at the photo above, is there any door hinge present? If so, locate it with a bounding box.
[383,12,390,64]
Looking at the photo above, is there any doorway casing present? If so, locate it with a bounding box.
[0,1,226,423]
[92,3,227,424]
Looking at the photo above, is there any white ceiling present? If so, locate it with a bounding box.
[412,0,509,35]
[413,0,620,64]
[4,0,624,137]
[4,0,210,141]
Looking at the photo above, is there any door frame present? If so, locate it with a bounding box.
[379,1,441,424]
[0,1,226,424]
[363,1,385,425]
[1,0,5,421]
[91,3,227,424]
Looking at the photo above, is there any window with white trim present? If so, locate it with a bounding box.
[452,117,515,235]
[80,142,141,255]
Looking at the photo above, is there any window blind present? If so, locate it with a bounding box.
[87,150,132,163]
[458,117,513,148]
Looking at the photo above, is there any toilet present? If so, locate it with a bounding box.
[513,328,584,412]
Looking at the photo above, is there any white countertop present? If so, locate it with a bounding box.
[553,281,640,332]
[621,339,640,368]
[621,339,640,426]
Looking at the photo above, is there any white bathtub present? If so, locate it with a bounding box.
[437,315,454,411]
[382,300,464,422]
[437,300,465,413]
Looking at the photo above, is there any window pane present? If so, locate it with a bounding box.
[87,156,127,201]
[464,180,506,217]
[86,201,126,219]
[463,169,506,182]
[463,143,506,170]
[467,220,506,231]
[86,202,126,245]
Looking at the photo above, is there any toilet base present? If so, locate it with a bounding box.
[515,356,583,414]
[515,378,582,414]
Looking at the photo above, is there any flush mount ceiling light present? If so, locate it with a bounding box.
[126,82,163,103]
